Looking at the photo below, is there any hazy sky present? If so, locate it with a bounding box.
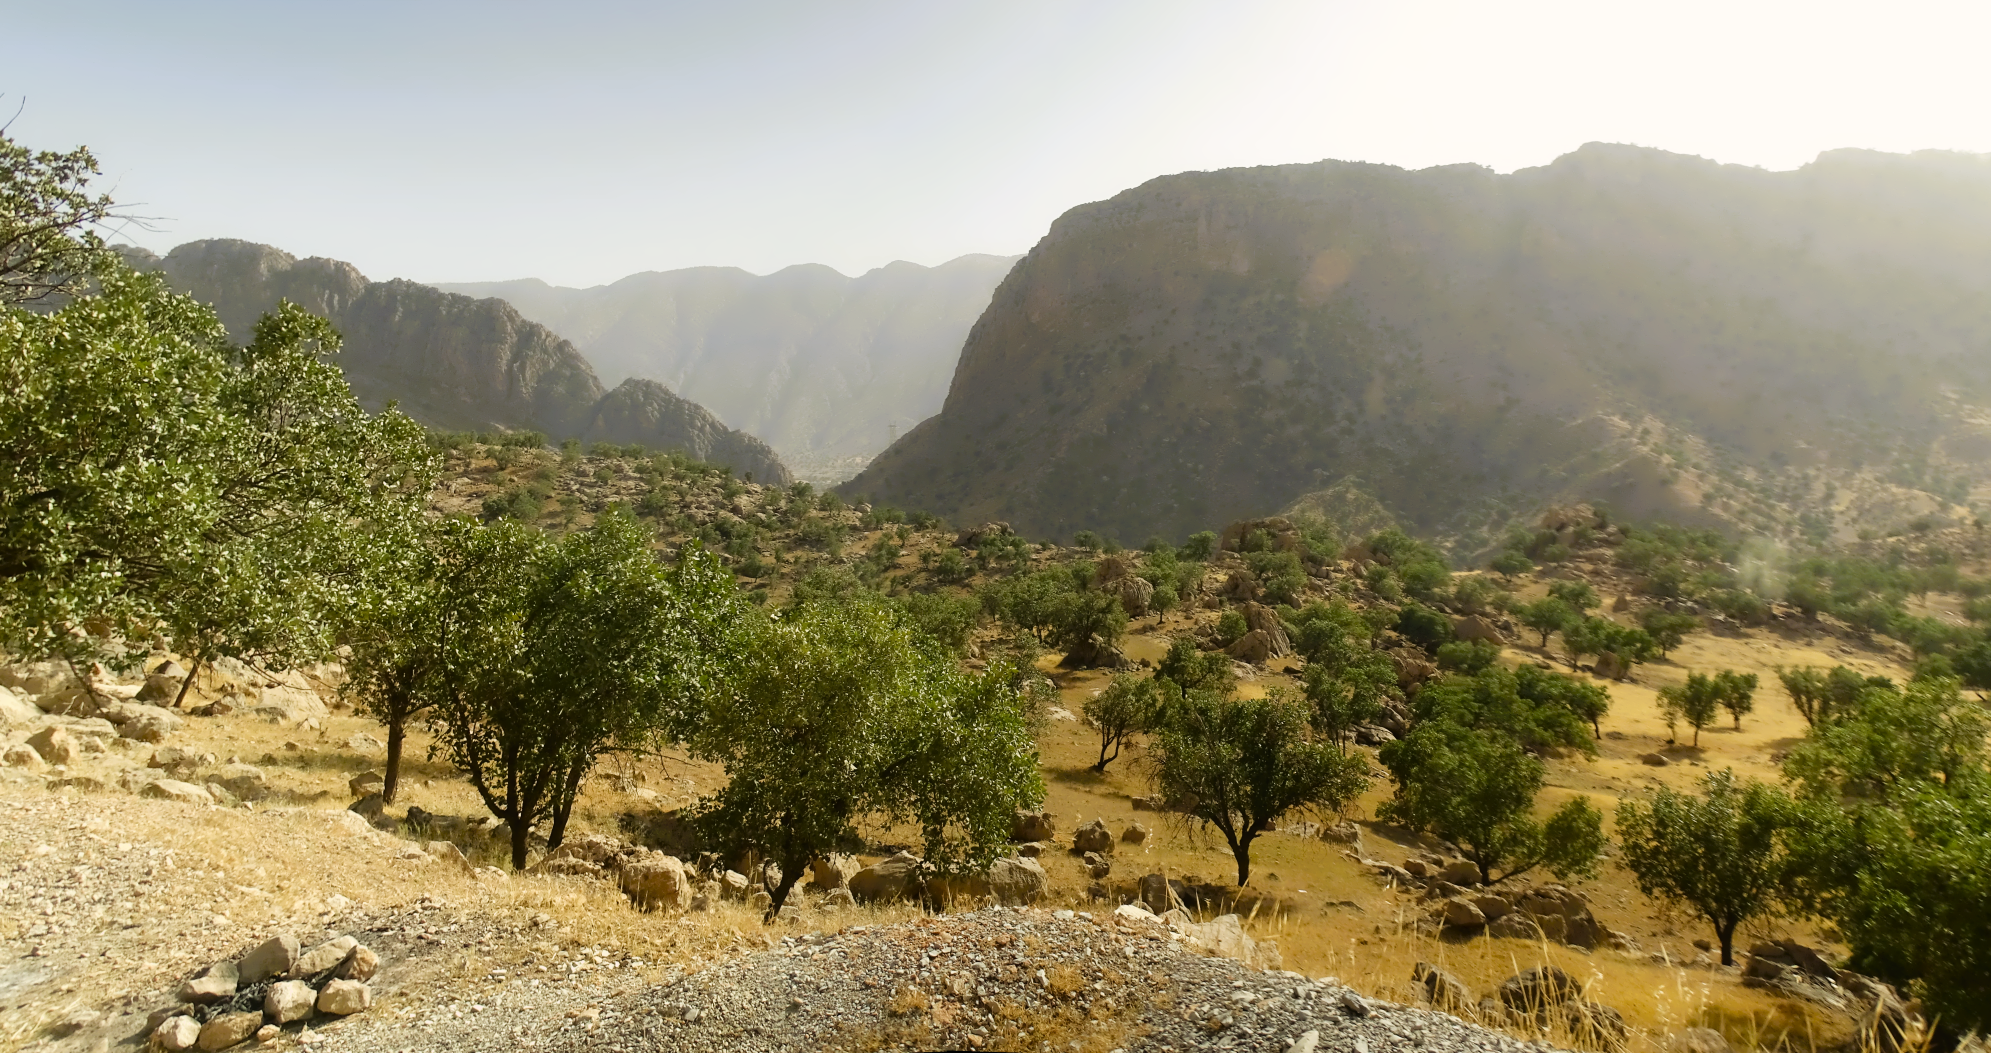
[5,0,1986,287]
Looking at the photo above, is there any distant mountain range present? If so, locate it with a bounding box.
[127,240,790,485]
[437,255,1016,483]
[845,144,1991,552]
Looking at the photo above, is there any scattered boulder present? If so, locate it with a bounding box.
[1011,809,1055,843]
[140,780,214,806]
[25,726,75,765]
[1139,873,1185,914]
[808,854,861,890]
[819,887,856,911]
[152,1015,201,1051]
[0,685,42,726]
[349,793,386,824]
[1120,822,1149,845]
[1592,651,1630,681]
[2,744,42,769]
[848,851,923,904]
[336,945,380,982]
[292,936,358,978]
[349,771,385,798]
[1413,961,1474,1011]
[1640,752,1669,766]
[620,853,693,911]
[1439,897,1487,928]
[265,980,316,1024]
[119,708,182,743]
[1438,860,1481,886]
[136,672,184,703]
[1453,615,1506,644]
[1081,851,1111,880]
[1225,630,1277,664]
[1071,818,1114,854]
[197,1011,262,1051]
[237,934,301,985]
[1103,575,1156,617]
[346,732,384,752]
[316,979,371,1015]
[987,856,1046,905]
[212,763,268,801]
[1497,966,1584,1012]
[1470,893,1513,920]
[1176,913,1278,969]
[180,962,239,1004]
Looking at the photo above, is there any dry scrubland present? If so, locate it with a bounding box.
[0,445,1969,1053]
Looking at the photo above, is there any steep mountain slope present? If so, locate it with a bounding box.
[845,144,1991,550]
[438,254,1016,482]
[130,240,790,484]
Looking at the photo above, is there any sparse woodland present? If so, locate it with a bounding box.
[6,130,1991,1053]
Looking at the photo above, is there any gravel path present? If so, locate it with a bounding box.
[1,788,1565,1053]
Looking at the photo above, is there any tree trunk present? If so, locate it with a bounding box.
[1716,918,1738,967]
[383,712,406,805]
[171,652,206,710]
[1232,838,1253,886]
[1094,733,1119,772]
[545,762,588,854]
[509,814,531,871]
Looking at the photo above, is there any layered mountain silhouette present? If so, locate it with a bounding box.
[127,240,790,485]
[438,255,1016,482]
[844,144,1991,551]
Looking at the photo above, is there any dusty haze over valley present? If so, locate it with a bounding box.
[5,4,1991,1053]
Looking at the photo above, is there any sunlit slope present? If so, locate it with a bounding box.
[846,145,1991,550]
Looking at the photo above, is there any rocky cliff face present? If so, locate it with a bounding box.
[134,240,790,484]
[438,254,1016,482]
[844,145,1991,550]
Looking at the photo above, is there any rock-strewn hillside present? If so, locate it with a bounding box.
[845,144,1991,551]
[439,255,1016,483]
[127,240,790,485]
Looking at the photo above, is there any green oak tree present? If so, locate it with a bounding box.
[1617,769,1796,965]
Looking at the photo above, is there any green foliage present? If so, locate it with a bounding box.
[1547,580,1599,612]
[1516,663,1611,738]
[1072,530,1104,552]
[933,547,971,584]
[1155,636,1235,698]
[1616,769,1798,965]
[1084,673,1160,772]
[1639,609,1700,656]
[426,515,741,868]
[1363,528,1451,600]
[1776,665,1889,727]
[1448,575,1506,616]
[1488,550,1533,578]
[1152,689,1370,885]
[0,266,436,671]
[1214,608,1248,647]
[1783,676,1987,802]
[1394,602,1454,654]
[1244,549,1306,605]
[895,591,981,654]
[686,595,1044,918]
[1515,597,1576,648]
[1,128,117,305]
[1435,639,1500,675]
[1410,666,1595,755]
[1659,671,1749,746]
[1378,719,1603,884]
[1179,531,1217,561]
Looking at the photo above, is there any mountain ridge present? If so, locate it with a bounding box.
[845,143,1991,551]
[437,253,1018,482]
[127,239,792,484]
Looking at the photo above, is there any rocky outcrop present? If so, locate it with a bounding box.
[134,240,790,484]
[846,145,1991,546]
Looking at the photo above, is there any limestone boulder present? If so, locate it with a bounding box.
[1139,873,1186,914]
[152,1015,201,1051]
[619,854,693,911]
[848,851,923,904]
[212,763,267,801]
[236,934,300,984]
[1438,860,1481,886]
[316,979,370,1015]
[119,708,182,743]
[2,744,42,769]
[1225,630,1276,664]
[197,1012,261,1050]
[1104,575,1156,617]
[1072,817,1114,854]
[1120,822,1149,845]
[136,673,185,703]
[0,685,41,726]
[1453,615,1506,644]
[180,962,238,1004]
[808,853,860,890]
[336,945,381,982]
[348,771,385,798]
[1011,809,1055,843]
[140,779,213,806]
[1497,966,1584,1013]
[25,726,75,765]
[291,936,357,978]
[1413,961,1474,1011]
[987,856,1046,905]
[265,980,316,1024]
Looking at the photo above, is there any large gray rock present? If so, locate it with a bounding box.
[848,851,923,904]
[0,685,41,726]
[1497,966,1584,1013]
[212,763,267,801]
[987,857,1047,905]
[619,854,693,911]
[1438,897,1487,928]
[1072,818,1114,855]
[807,854,860,890]
[1,744,43,769]
[136,672,185,703]
[119,708,182,743]
[180,962,238,1004]
[1413,961,1474,1011]
[315,979,371,1015]
[291,936,357,978]
[1011,809,1055,843]
[152,1015,201,1051]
